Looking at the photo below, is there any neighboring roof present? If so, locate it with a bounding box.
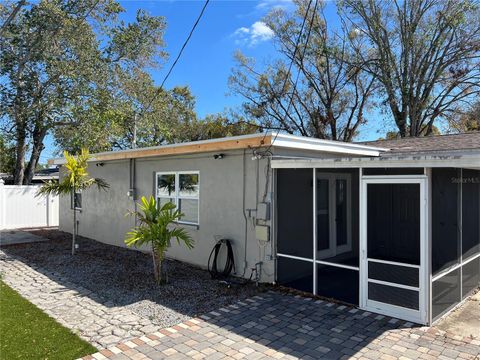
[361,131,480,156]
[49,132,386,165]
[0,168,59,183]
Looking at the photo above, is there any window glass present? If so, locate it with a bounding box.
[158,197,175,207]
[156,172,199,224]
[157,174,176,197]
[178,198,199,224]
[179,173,199,197]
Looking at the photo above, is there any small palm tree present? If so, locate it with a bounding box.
[125,196,194,284]
[37,148,109,255]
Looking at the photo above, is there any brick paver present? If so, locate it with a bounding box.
[80,293,480,360]
[0,249,161,349]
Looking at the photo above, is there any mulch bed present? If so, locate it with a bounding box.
[2,229,260,328]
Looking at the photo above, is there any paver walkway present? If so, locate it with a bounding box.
[82,293,480,360]
[0,249,160,349]
[1,241,479,360]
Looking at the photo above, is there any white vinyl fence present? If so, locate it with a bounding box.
[0,180,59,229]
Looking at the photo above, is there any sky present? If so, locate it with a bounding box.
[40,0,389,164]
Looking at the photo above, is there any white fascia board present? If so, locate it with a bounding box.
[271,152,480,169]
[270,133,387,157]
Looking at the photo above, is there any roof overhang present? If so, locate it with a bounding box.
[49,132,387,165]
[271,151,480,169]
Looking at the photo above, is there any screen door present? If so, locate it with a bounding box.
[361,177,427,324]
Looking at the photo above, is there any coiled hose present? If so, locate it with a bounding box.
[208,239,235,279]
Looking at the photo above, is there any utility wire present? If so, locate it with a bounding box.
[142,0,210,115]
[131,0,210,148]
[261,0,318,155]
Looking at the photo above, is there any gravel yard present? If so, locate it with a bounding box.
[2,229,259,329]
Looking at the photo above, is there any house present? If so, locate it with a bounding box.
[0,167,59,185]
[49,132,480,325]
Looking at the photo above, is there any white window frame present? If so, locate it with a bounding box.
[155,171,200,226]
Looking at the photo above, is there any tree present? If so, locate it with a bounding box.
[0,134,15,174]
[447,98,480,132]
[0,0,166,184]
[229,0,376,141]
[37,149,109,255]
[342,0,480,137]
[125,196,194,284]
[175,113,259,142]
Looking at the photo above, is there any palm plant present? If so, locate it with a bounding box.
[125,196,194,284]
[37,148,109,255]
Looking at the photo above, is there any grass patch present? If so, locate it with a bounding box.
[0,280,97,360]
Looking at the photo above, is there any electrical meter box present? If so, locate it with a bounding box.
[255,225,270,242]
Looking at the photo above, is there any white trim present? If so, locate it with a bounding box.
[366,300,422,324]
[316,260,359,271]
[271,153,480,169]
[51,132,386,165]
[367,279,420,292]
[368,258,420,269]
[271,133,386,157]
[277,253,314,262]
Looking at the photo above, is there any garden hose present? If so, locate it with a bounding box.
[207,239,235,279]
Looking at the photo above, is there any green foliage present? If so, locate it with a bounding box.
[0,135,15,174]
[37,148,109,197]
[0,0,167,182]
[0,280,97,359]
[125,196,193,284]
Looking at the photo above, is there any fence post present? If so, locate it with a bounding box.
[0,179,4,229]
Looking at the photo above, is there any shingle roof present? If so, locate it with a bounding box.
[361,132,480,156]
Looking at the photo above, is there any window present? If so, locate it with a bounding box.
[156,172,199,225]
[71,191,82,210]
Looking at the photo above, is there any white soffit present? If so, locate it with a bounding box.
[270,133,388,157]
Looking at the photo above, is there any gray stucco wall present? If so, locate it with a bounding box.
[59,148,276,282]
[58,145,353,284]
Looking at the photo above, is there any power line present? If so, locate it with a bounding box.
[258,0,318,154]
[132,0,210,149]
[143,0,210,114]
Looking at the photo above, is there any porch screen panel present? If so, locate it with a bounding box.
[462,169,480,260]
[276,169,313,259]
[367,184,420,264]
[432,268,461,319]
[462,258,480,298]
[277,257,313,293]
[316,264,359,305]
[432,168,460,275]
